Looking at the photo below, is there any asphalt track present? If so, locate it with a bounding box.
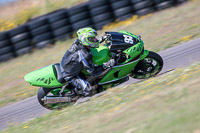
[0,38,200,131]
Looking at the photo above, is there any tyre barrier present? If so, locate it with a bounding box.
[27,17,54,49]
[69,2,92,32]
[89,0,114,29]
[0,0,188,63]
[0,32,15,62]
[48,9,72,41]
[8,25,33,56]
[111,0,134,21]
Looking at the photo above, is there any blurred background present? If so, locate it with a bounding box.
[0,0,200,132]
[0,0,190,62]
[1,0,200,107]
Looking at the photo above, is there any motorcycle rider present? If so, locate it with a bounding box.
[60,27,115,97]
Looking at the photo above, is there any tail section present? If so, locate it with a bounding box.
[24,65,64,88]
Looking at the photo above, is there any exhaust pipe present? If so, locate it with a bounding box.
[42,96,71,104]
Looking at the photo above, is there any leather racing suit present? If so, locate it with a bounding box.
[60,39,94,96]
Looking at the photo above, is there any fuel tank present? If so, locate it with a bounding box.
[91,46,111,65]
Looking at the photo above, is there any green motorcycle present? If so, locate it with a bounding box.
[24,31,163,110]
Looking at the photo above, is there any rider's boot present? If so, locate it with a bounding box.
[70,76,93,97]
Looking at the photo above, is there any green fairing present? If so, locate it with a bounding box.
[119,30,139,39]
[140,50,149,60]
[91,46,111,65]
[99,49,149,85]
[119,31,144,63]
[99,59,139,84]
[123,41,144,63]
[24,65,63,88]
[98,34,149,85]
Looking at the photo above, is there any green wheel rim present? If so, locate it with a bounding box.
[132,57,161,79]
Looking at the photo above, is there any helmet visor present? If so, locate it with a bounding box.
[88,37,99,43]
[87,37,99,48]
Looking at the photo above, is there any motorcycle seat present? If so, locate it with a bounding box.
[53,63,65,84]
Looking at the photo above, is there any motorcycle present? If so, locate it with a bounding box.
[24,31,163,110]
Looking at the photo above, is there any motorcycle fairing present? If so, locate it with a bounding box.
[106,31,139,52]
[123,40,144,63]
[98,50,149,85]
[91,46,111,65]
[99,58,140,84]
[139,50,149,60]
[105,31,144,64]
[24,65,64,88]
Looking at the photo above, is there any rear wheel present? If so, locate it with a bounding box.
[37,87,75,110]
[130,51,163,79]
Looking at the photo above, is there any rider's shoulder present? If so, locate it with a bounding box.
[68,39,82,52]
[74,39,81,45]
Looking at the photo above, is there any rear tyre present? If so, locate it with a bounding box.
[37,87,75,110]
[38,87,53,110]
[130,51,163,79]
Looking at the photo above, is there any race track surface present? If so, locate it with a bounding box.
[0,38,200,131]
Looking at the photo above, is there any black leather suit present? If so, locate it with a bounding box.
[60,39,94,96]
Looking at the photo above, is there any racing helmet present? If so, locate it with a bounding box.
[77,27,99,48]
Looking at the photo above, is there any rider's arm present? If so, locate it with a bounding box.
[78,50,94,74]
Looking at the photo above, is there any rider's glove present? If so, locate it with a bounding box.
[103,59,115,69]
[100,34,111,43]
[99,35,106,43]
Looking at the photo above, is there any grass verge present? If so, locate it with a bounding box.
[2,62,200,133]
[0,0,200,108]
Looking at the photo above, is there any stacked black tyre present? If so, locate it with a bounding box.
[153,0,175,11]
[110,0,134,21]
[68,2,93,32]
[27,17,54,49]
[8,25,32,56]
[0,32,14,62]
[131,0,155,16]
[48,9,72,41]
[175,0,187,5]
[89,0,114,30]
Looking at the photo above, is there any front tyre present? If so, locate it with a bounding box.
[130,51,163,79]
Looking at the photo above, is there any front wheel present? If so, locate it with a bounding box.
[130,51,163,79]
